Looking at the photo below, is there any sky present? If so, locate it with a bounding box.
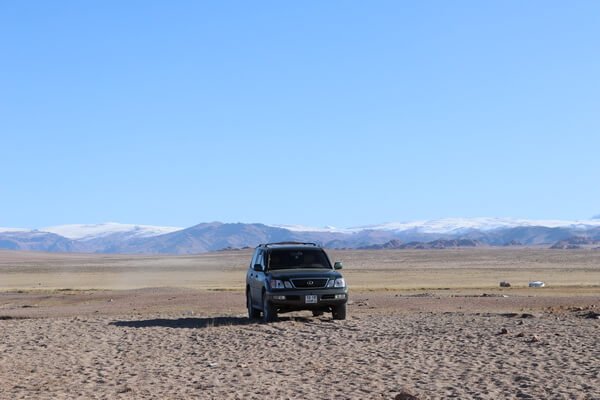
[1,1,599,229]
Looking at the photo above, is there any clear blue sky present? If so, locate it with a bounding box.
[1,1,599,228]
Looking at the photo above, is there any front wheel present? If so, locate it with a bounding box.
[262,295,277,323]
[247,291,261,319]
[332,303,347,320]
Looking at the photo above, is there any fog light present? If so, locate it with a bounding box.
[334,294,346,299]
[273,295,286,300]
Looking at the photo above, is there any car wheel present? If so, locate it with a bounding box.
[332,303,346,320]
[247,291,261,319]
[262,294,277,323]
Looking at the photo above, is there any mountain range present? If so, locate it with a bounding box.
[1,218,600,254]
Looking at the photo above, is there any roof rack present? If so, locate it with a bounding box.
[259,242,318,248]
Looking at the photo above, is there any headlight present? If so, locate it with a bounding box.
[270,279,285,289]
[334,278,346,288]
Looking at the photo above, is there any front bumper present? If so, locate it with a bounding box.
[266,287,348,311]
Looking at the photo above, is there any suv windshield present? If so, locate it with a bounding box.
[267,249,331,270]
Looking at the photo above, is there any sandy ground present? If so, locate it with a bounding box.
[1,249,599,399]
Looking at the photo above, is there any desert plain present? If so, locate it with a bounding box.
[0,248,599,399]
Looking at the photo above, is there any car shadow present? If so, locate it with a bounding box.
[110,315,317,329]
[110,316,254,329]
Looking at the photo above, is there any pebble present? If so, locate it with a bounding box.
[528,335,540,343]
[395,390,420,400]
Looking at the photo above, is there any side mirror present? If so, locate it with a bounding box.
[253,264,264,272]
[334,261,343,270]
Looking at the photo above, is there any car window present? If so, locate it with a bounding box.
[268,249,331,270]
[249,249,258,269]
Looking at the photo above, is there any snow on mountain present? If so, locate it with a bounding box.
[0,227,30,233]
[350,217,600,234]
[40,223,183,241]
[6,218,600,239]
[271,224,350,233]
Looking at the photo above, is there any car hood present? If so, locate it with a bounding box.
[266,268,342,280]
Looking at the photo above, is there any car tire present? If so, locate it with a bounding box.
[247,291,261,319]
[332,303,347,320]
[262,294,277,323]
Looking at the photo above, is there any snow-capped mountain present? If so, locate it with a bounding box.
[40,222,183,241]
[0,223,184,253]
[1,217,599,254]
[270,217,600,234]
[347,217,600,234]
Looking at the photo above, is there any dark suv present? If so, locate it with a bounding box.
[246,242,348,322]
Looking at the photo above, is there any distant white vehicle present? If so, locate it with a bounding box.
[528,281,546,288]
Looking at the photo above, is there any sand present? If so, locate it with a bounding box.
[1,249,599,399]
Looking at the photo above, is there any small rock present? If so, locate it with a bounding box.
[584,311,600,319]
[497,328,509,335]
[395,390,420,400]
[117,386,132,394]
[528,335,540,343]
[515,332,525,338]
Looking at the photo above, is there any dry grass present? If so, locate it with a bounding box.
[329,248,600,291]
[1,248,599,292]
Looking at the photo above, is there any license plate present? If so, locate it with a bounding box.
[305,295,318,304]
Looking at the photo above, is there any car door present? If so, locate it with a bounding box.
[246,249,259,304]
[250,250,266,302]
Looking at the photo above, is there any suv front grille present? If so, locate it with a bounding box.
[291,278,328,288]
